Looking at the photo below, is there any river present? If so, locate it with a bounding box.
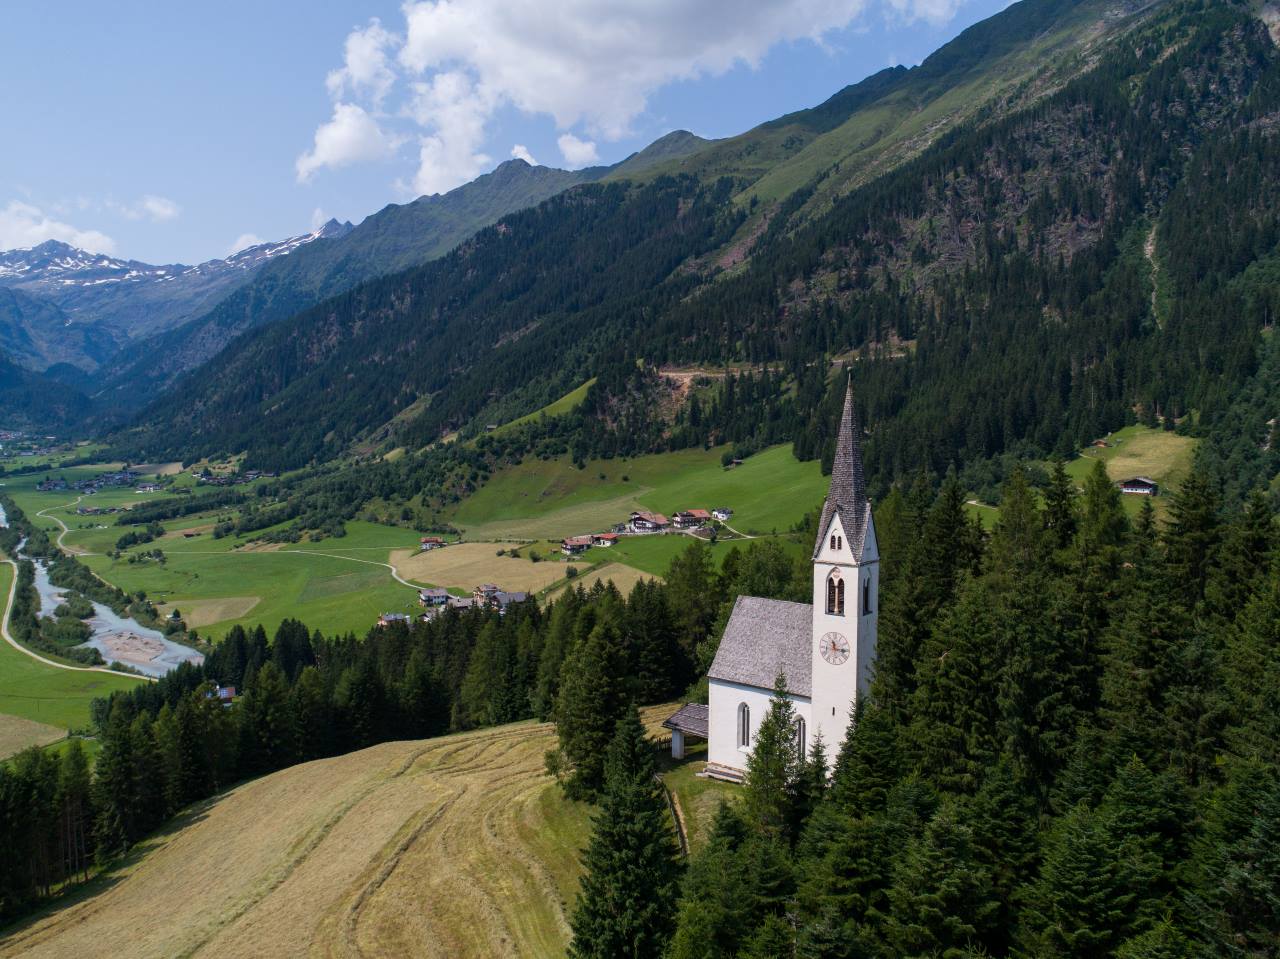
[27,551,203,678]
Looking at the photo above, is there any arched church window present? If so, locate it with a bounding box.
[862,578,872,615]
[794,718,806,758]
[738,703,751,748]
[830,534,837,550]
[826,571,845,615]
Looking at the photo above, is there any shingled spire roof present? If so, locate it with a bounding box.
[813,378,870,558]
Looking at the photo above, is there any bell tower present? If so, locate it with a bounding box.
[810,379,878,757]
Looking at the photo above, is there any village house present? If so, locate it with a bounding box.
[672,508,712,529]
[561,535,592,556]
[1119,476,1159,495]
[419,587,450,607]
[135,483,163,493]
[377,612,412,627]
[628,510,670,534]
[712,507,733,521]
[419,536,446,551]
[675,382,877,783]
[592,532,619,548]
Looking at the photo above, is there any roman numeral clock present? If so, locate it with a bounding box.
[819,631,850,665]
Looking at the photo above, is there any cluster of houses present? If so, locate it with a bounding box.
[192,468,277,487]
[38,469,141,495]
[379,583,531,626]
[560,506,734,555]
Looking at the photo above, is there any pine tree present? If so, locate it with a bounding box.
[1043,457,1078,552]
[553,617,631,799]
[885,799,999,957]
[569,708,683,959]
[92,701,137,860]
[239,660,296,776]
[742,674,803,840]
[1164,472,1222,610]
[670,804,750,959]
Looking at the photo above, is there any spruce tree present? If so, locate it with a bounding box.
[568,708,683,959]
[669,804,750,959]
[92,701,137,860]
[1043,457,1078,552]
[742,674,802,839]
[885,799,998,957]
[1164,472,1222,609]
[553,617,631,799]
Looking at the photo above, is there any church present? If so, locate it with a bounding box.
[664,382,878,782]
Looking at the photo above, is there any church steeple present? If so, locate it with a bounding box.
[813,377,868,558]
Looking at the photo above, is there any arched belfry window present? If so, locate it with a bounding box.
[794,718,807,758]
[826,570,845,615]
[738,703,751,748]
[863,578,872,615]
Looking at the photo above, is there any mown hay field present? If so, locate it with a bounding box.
[0,721,588,959]
[1,706,717,958]
[0,714,64,759]
[390,543,570,594]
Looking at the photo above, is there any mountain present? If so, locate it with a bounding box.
[113,0,1280,489]
[0,220,354,373]
[0,351,92,431]
[93,131,711,410]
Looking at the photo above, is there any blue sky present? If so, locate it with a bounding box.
[0,0,1010,264]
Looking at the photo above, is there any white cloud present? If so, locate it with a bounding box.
[301,0,966,193]
[884,0,963,24]
[406,71,493,195]
[510,144,537,165]
[0,200,116,254]
[326,18,398,105]
[557,133,599,167]
[399,1,871,141]
[296,102,400,182]
[310,207,329,230]
[103,194,182,222]
[228,232,264,254]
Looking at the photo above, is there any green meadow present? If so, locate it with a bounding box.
[71,520,428,642]
[451,443,827,541]
[0,563,142,731]
[1063,424,1196,516]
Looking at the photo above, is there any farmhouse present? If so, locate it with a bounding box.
[419,536,446,551]
[419,587,450,607]
[377,612,412,627]
[628,510,670,533]
[592,532,619,547]
[561,535,592,556]
[672,508,712,529]
[712,507,733,521]
[1119,476,1159,495]
[696,382,878,783]
[472,584,530,612]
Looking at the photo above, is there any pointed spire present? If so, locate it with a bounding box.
[813,375,868,558]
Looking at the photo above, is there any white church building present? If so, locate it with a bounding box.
[664,382,878,782]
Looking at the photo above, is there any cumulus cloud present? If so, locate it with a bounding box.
[557,133,599,167]
[510,144,537,165]
[0,200,116,253]
[405,71,493,195]
[301,0,969,193]
[296,102,400,182]
[326,18,398,105]
[228,232,265,254]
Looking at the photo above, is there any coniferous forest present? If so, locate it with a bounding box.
[565,463,1280,958]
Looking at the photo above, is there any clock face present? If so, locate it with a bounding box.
[819,631,851,665]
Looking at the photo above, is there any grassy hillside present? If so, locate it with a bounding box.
[1064,425,1197,516]
[451,444,826,540]
[0,707,729,958]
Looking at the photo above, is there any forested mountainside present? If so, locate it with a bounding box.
[0,352,91,431]
[92,131,710,411]
[0,287,115,373]
[115,0,1280,511]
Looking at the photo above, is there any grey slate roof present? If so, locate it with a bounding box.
[662,703,709,738]
[708,596,813,697]
[814,378,870,558]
